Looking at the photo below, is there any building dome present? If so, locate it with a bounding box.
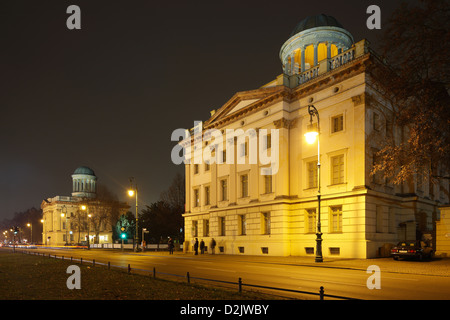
[73,166,95,176]
[280,14,354,77]
[71,166,97,198]
[290,14,344,37]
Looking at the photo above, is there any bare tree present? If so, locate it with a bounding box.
[74,185,127,244]
[160,172,185,213]
[370,0,450,185]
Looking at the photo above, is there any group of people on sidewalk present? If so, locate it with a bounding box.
[165,237,217,255]
[193,238,216,255]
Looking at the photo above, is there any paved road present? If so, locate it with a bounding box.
[9,247,450,300]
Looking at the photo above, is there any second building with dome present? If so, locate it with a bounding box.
[41,166,129,247]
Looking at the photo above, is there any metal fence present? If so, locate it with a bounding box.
[18,249,359,300]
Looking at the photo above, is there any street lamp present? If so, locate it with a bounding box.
[304,104,323,263]
[40,219,45,245]
[26,223,32,244]
[80,205,92,250]
[61,205,68,245]
[127,177,139,252]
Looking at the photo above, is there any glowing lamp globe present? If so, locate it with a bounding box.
[304,131,318,144]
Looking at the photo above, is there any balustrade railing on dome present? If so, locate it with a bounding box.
[295,46,357,86]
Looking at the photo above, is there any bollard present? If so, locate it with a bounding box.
[153,267,156,279]
[108,261,110,270]
[80,257,82,265]
[187,272,190,284]
[238,278,242,293]
[128,264,131,274]
[93,259,95,267]
[319,286,324,300]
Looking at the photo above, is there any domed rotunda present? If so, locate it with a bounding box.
[71,166,97,198]
[280,14,354,76]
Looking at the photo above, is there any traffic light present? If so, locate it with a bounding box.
[120,226,126,239]
[13,226,19,235]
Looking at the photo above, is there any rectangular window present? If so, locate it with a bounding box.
[194,164,199,174]
[330,206,343,233]
[220,179,228,201]
[376,205,384,233]
[306,209,316,233]
[203,219,209,237]
[388,207,396,234]
[239,215,246,235]
[241,174,249,198]
[331,154,345,185]
[307,161,318,189]
[373,112,381,131]
[205,163,210,172]
[372,149,383,184]
[331,114,344,133]
[193,188,200,207]
[192,220,198,237]
[219,217,226,236]
[261,212,271,235]
[204,186,210,205]
[264,175,272,194]
[329,247,340,255]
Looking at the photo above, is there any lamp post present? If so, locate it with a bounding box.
[61,205,68,245]
[26,223,32,244]
[81,205,91,250]
[40,219,45,245]
[304,104,323,263]
[128,177,139,252]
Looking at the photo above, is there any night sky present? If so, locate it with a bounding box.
[1,0,406,219]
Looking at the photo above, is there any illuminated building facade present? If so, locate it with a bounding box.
[41,166,128,246]
[182,15,449,258]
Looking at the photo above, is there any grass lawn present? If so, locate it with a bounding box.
[0,250,278,300]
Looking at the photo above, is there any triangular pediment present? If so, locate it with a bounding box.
[203,86,289,129]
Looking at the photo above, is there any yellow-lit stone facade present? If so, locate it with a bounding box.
[436,206,450,257]
[182,15,449,258]
[41,167,129,247]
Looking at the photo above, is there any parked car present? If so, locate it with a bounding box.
[391,241,434,261]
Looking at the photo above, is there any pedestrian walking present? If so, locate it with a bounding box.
[200,239,205,254]
[168,237,174,255]
[193,238,199,255]
[210,238,216,255]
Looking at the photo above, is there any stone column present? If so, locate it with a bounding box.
[301,46,306,72]
[290,52,295,75]
[313,43,318,66]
